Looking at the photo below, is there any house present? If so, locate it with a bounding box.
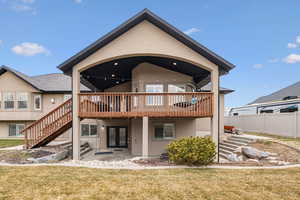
[21,9,235,160]
[0,66,91,140]
[229,81,300,116]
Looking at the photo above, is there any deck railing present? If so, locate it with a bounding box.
[78,92,213,118]
[21,99,72,149]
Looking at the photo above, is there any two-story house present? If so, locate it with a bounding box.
[0,66,90,140]
[21,9,235,161]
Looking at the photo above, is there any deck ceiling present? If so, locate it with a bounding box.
[81,56,210,91]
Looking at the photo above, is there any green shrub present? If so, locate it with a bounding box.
[166,137,216,166]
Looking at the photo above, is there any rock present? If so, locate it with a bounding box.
[242,147,269,159]
[246,159,260,164]
[266,156,278,160]
[226,153,242,162]
[278,161,290,166]
[27,150,69,163]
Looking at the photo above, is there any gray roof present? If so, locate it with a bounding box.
[250,81,300,104]
[58,9,235,74]
[0,65,90,93]
[200,83,234,94]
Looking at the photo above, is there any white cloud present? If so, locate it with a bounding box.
[0,40,3,45]
[184,28,201,35]
[20,0,35,3]
[11,42,49,56]
[287,43,297,49]
[253,64,263,69]
[268,58,279,63]
[74,0,82,3]
[283,54,300,64]
[297,35,300,44]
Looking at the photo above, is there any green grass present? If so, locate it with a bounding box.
[0,166,300,200]
[0,139,24,148]
[245,132,300,147]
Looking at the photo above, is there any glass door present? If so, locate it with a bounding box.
[107,126,128,148]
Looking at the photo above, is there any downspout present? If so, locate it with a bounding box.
[71,73,74,159]
[217,75,220,163]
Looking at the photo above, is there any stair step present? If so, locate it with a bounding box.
[220,142,239,149]
[229,136,253,142]
[219,148,232,155]
[80,146,92,156]
[219,144,236,152]
[224,140,248,147]
[219,152,228,159]
[228,137,251,144]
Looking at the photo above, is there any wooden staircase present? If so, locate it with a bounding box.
[21,99,72,149]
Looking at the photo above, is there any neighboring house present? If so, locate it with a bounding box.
[21,9,235,160]
[229,81,300,116]
[0,66,90,139]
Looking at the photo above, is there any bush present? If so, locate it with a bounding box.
[166,137,216,166]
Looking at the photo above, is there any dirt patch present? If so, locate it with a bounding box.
[251,141,300,163]
[0,149,53,164]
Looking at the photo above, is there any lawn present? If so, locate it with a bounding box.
[245,132,300,148]
[0,167,300,200]
[0,139,23,148]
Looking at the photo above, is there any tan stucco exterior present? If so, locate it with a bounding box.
[71,19,221,160]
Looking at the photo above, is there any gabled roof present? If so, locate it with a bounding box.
[200,83,234,94]
[0,65,90,93]
[250,81,300,104]
[58,9,235,74]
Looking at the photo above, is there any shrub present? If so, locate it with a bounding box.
[166,137,216,166]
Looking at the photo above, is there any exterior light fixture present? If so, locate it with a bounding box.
[50,98,55,104]
[114,62,118,66]
[101,125,105,130]
[173,62,177,66]
[112,74,115,78]
[116,81,119,84]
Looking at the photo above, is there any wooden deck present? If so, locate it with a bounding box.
[78,92,213,118]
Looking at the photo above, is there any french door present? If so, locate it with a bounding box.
[107,126,128,148]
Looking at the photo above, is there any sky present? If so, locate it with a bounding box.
[1,0,300,109]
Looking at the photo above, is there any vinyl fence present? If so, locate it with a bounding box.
[224,112,300,138]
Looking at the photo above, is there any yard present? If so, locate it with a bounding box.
[0,139,23,148]
[245,132,300,148]
[0,166,300,200]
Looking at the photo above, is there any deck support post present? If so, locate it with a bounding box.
[211,69,219,162]
[142,116,149,157]
[72,69,81,160]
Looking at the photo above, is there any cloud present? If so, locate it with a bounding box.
[11,42,49,56]
[20,0,35,3]
[297,35,300,44]
[253,64,263,69]
[74,0,82,3]
[184,28,201,35]
[268,58,279,63]
[0,40,3,45]
[283,54,300,64]
[287,43,297,49]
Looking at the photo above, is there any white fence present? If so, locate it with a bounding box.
[224,112,300,138]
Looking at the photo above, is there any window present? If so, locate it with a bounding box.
[9,124,25,137]
[63,94,72,102]
[81,124,97,136]
[145,84,163,105]
[3,92,14,109]
[0,92,1,109]
[168,84,186,105]
[16,92,28,109]
[34,95,41,110]
[154,123,175,140]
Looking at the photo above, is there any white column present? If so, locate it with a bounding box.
[142,116,149,157]
[211,69,219,156]
[72,69,81,160]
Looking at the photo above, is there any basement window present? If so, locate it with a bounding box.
[81,124,98,137]
[154,123,175,140]
[9,124,25,137]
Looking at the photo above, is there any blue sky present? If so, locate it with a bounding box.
[1,0,300,108]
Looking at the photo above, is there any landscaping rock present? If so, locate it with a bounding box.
[226,153,242,162]
[242,147,269,159]
[27,150,69,163]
